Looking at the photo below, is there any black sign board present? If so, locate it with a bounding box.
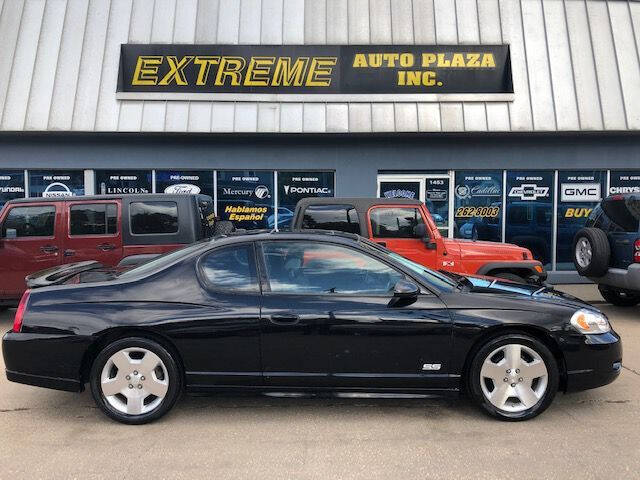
[156,170,214,197]
[0,170,25,207]
[96,170,152,195]
[609,171,640,195]
[29,170,85,198]
[217,171,274,229]
[118,44,512,95]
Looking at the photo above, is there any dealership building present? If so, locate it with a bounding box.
[1,0,639,281]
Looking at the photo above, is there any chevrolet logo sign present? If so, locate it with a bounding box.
[508,184,549,201]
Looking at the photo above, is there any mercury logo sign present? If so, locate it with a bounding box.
[254,185,270,199]
[561,183,601,202]
[164,184,201,194]
[508,184,549,201]
[42,182,73,198]
[284,185,331,195]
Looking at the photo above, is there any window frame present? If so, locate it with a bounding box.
[300,204,361,234]
[67,201,119,238]
[196,242,261,295]
[256,239,428,298]
[2,204,57,239]
[129,200,180,236]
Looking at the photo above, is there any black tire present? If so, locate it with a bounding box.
[493,272,526,283]
[90,337,182,425]
[572,227,610,276]
[213,220,235,236]
[598,285,640,307]
[468,334,559,421]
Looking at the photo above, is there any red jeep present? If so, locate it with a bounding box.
[292,198,546,283]
[0,194,217,308]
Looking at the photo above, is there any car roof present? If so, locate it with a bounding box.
[295,197,422,211]
[6,193,211,205]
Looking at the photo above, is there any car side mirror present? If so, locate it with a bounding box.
[414,224,437,250]
[389,279,420,307]
[4,228,16,239]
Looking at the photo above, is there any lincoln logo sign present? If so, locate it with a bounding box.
[117,44,512,97]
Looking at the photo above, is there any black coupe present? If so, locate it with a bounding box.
[3,231,622,424]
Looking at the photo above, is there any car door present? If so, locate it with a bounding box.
[257,240,452,390]
[63,200,123,266]
[368,205,439,269]
[0,203,62,299]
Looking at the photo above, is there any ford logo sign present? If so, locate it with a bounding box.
[164,184,201,194]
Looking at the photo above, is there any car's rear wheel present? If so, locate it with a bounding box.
[598,285,640,307]
[572,228,610,276]
[90,337,182,424]
[468,334,559,421]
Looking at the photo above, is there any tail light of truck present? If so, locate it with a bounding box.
[635,239,640,263]
[13,289,30,333]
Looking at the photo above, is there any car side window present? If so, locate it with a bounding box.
[70,203,117,236]
[302,204,360,234]
[370,207,425,239]
[261,241,404,295]
[130,201,178,235]
[2,206,55,238]
[199,245,258,292]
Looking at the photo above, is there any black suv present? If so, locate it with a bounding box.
[573,194,640,306]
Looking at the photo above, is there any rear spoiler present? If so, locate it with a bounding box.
[25,261,105,288]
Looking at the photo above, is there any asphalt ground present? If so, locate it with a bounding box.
[0,284,638,479]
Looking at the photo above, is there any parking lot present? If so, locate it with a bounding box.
[0,284,637,479]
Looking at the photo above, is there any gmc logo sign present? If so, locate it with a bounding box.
[561,183,601,202]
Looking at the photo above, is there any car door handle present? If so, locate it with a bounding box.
[268,314,300,325]
[40,245,58,254]
[63,249,75,257]
[97,243,116,251]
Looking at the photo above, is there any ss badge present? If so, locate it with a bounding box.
[422,363,442,371]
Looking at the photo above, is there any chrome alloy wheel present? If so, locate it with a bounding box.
[479,344,548,413]
[100,347,169,415]
[575,237,593,269]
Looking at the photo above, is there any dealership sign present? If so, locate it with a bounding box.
[117,44,512,101]
[561,183,601,202]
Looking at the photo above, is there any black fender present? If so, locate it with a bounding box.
[476,261,547,282]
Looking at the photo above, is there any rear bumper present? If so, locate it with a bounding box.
[589,264,640,292]
[563,331,622,393]
[5,369,82,392]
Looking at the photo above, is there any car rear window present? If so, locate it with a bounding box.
[130,201,178,235]
[70,203,117,236]
[602,197,640,233]
[302,204,360,234]
[2,205,55,237]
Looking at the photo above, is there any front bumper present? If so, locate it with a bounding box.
[562,331,622,393]
[589,264,640,292]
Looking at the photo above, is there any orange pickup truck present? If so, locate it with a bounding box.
[292,197,546,284]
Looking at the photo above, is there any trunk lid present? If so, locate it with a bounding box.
[25,261,118,288]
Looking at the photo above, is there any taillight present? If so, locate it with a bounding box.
[635,239,640,263]
[13,289,30,333]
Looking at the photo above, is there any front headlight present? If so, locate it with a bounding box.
[570,309,611,334]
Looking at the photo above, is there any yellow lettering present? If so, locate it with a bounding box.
[397,71,406,85]
[423,70,436,86]
[451,53,465,67]
[368,53,382,67]
[467,53,480,67]
[158,56,194,85]
[406,71,421,86]
[383,53,399,67]
[422,53,436,67]
[243,57,275,86]
[306,57,336,87]
[353,53,368,68]
[214,57,246,86]
[399,53,414,68]
[193,56,220,85]
[481,53,496,67]
[131,56,162,85]
[437,53,451,67]
[272,57,309,86]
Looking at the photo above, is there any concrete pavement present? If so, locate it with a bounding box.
[0,284,638,479]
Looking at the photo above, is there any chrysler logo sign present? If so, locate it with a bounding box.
[164,184,201,194]
[508,184,549,201]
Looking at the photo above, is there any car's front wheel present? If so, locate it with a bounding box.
[90,337,182,424]
[468,334,559,421]
[598,285,640,307]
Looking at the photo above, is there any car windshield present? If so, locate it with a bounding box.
[118,240,210,279]
[359,238,457,291]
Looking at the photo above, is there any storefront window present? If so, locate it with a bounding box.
[379,181,420,200]
[454,171,502,242]
[609,171,640,195]
[556,170,606,270]
[95,170,152,195]
[216,171,274,229]
[505,171,554,268]
[155,170,214,197]
[425,177,449,236]
[29,170,85,198]
[0,170,26,208]
[276,171,334,229]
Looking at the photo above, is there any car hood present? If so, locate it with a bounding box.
[442,237,532,261]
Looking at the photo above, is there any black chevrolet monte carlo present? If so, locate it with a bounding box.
[3,231,622,424]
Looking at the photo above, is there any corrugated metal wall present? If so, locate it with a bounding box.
[0,0,639,133]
